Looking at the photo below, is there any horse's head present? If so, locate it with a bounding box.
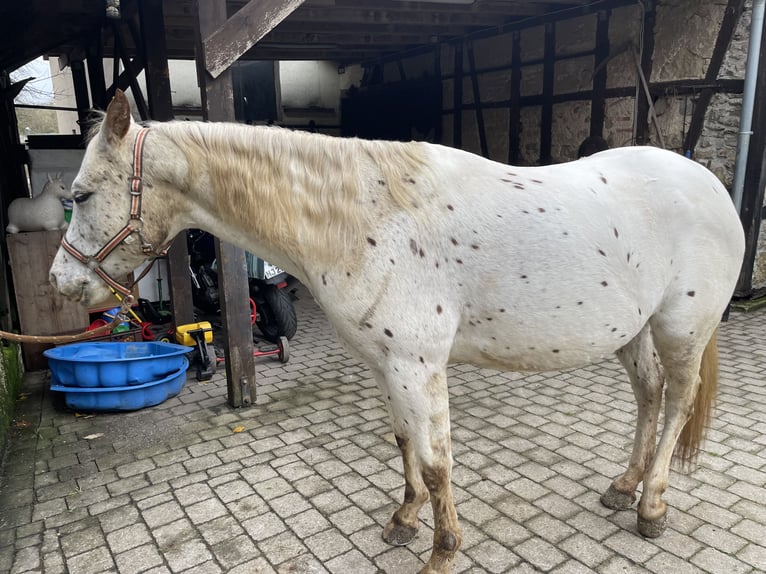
[49,90,187,306]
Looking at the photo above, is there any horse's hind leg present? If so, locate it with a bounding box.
[601,325,664,510]
[636,320,717,537]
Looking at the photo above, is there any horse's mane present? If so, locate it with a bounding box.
[158,120,431,208]
[148,120,434,266]
[84,110,107,143]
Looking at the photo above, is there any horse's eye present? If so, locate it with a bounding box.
[73,192,93,204]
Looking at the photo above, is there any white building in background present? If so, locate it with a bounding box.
[50,59,363,135]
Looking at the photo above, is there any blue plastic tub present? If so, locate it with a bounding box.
[50,361,189,411]
[44,341,191,388]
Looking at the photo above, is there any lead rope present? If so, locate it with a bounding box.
[0,295,134,344]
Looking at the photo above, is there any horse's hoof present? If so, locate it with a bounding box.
[383,521,418,546]
[637,512,667,538]
[600,484,636,510]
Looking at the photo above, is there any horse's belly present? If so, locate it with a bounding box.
[449,310,644,372]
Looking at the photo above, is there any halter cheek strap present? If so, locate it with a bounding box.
[61,127,171,297]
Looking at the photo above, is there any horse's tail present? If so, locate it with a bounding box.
[674,327,718,469]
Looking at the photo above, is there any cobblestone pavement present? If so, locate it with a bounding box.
[1,285,765,574]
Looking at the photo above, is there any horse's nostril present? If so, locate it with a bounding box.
[49,273,58,290]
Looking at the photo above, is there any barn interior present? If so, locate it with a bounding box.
[0,0,763,404]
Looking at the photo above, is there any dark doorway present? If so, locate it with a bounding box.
[341,77,441,142]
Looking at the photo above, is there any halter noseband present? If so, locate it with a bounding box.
[61,127,170,297]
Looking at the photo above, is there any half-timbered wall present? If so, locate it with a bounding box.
[375,0,760,290]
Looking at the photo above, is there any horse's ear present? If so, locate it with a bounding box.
[102,89,132,146]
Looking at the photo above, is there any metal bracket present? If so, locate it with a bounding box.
[240,377,251,406]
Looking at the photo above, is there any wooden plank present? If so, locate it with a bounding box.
[203,0,305,79]
[195,0,256,407]
[7,231,89,369]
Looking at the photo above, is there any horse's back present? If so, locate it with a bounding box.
[409,145,744,371]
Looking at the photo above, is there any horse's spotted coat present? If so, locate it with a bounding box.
[49,91,746,574]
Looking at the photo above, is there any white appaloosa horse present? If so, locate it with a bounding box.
[50,91,745,573]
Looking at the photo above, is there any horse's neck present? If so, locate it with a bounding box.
[169,122,370,278]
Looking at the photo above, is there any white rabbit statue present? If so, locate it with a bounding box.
[6,173,72,234]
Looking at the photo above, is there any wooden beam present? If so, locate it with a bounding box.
[70,60,90,132]
[446,78,744,112]
[139,0,196,330]
[590,10,609,137]
[508,30,521,165]
[453,42,463,148]
[203,0,305,79]
[467,42,488,157]
[683,0,746,156]
[195,0,256,407]
[111,21,150,120]
[634,0,656,145]
[140,2,173,121]
[434,44,443,144]
[540,22,555,164]
[86,34,108,110]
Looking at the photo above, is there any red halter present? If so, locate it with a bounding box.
[60,128,170,297]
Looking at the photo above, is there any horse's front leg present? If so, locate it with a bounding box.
[383,432,430,545]
[380,364,462,574]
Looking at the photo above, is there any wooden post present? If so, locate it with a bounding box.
[195,0,256,407]
[590,10,610,138]
[467,42,488,158]
[453,42,463,148]
[87,35,108,110]
[138,0,196,329]
[540,23,555,164]
[635,1,656,145]
[434,44,443,144]
[70,60,90,133]
[112,22,150,120]
[508,31,521,165]
[0,72,29,331]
